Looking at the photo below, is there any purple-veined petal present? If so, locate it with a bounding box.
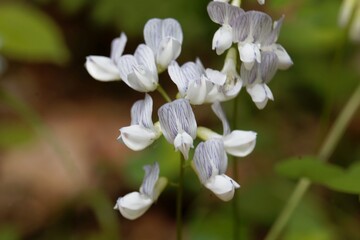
[117,55,137,83]
[207,1,227,24]
[144,18,162,53]
[134,44,157,76]
[158,99,197,145]
[223,130,257,157]
[260,51,278,83]
[193,139,228,183]
[162,18,183,44]
[140,162,159,199]
[85,56,120,81]
[130,94,154,128]
[248,11,273,42]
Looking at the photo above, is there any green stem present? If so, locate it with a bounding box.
[264,82,360,240]
[232,95,240,240]
[157,84,172,103]
[177,153,185,240]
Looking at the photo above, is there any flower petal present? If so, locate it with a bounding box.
[223,130,257,157]
[140,162,160,199]
[260,51,278,83]
[130,94,155,128]
[117,55,137,83]
[238,43,259,70]
[246,83,273,109]
[158,99,197,145]
[168,61,188,96]
[162,18,183,44]
[205,174,240,201]
[212,25,233,55]
[193,139,228,183]
[134,44,157,76]
[85,56,120,81]
[186,76,209,105]
[174,132,194,160]
[207,1,227,25]
[211,102,231,135]
[156,37,182,72]
[114,192,152,220]
[206,68,227,85]
[119,125,160,151]
[144,18,163,53]
[273,44,293,70]
[111,32,127,63]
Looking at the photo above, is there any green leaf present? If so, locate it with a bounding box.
[326,161,360,194]
[0,3,69,64]
[276,157,360,194]
[275,156,345,184]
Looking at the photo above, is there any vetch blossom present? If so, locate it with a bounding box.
[144,18,183,72]
[168,59,226,105]
[207,1,244,55]
[233,11,293,71]
[117,44,158,92]
[197,102,257,157]
[114,162,167,220]
[241,51,277,109]
[193,139,240,201]
[85,33,127,81]
[118,94,161,151]
[158,99,197,159]
[206,48,243,102]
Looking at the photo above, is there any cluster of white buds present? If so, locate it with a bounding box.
[85,0,291,220]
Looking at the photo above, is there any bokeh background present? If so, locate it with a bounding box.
[0,0,359,239]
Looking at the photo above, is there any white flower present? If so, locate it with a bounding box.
[197,102,257,157]
[144,18,183,72]
[158,99,197,159]
[85,33,127,81]
[117,44,158,92]
[257,0,265,5]
[207,1,244,55]
[193,139,240,201]
[118,94,161,151]
[168,59,226,105]
[114,162,167,220]
[233,11,293,70]
[206,48,243,102]
[240,51,277,109]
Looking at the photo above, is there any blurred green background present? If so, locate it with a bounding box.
[0,0,359,239]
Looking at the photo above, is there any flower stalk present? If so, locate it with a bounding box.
[177,153,185,240]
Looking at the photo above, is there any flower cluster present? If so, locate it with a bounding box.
[86,0,291,220]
